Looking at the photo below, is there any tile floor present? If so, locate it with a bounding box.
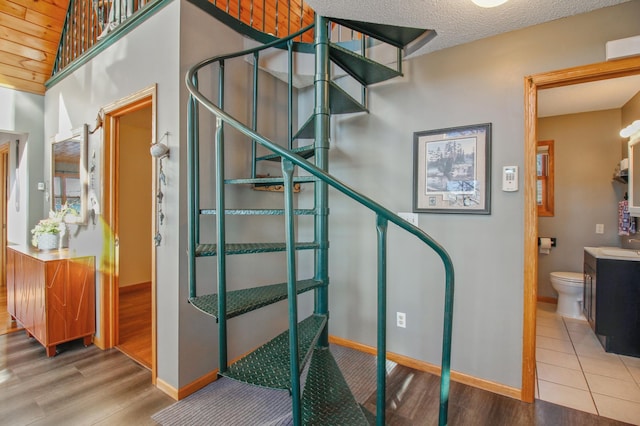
[536,302,640,425]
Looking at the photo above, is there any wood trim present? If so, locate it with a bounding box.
[526,57,640,89]
[118,281,152,294]
[156,370,220,401]
[537,140,555,217]
[0,144,8,289]
[537,296,557,304]
[100,84,158,385]
[329,335,521,400]
[522,74,538,404]
[522,56,640,404]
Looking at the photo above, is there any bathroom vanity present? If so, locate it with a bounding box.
[6,245,95,356]
[583,247,640,357]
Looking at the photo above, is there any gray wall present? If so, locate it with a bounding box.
[297,1,640,389]
[39,0,640,394]
[538,110,624,299]
[179,0,313,386]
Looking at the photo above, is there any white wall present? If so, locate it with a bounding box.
[0,87,45,246]
[298,1,640,390]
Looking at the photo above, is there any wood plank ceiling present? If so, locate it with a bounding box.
[0,0,312,96]
[0,0,69,95]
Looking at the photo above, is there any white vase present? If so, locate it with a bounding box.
[38,233,59,250]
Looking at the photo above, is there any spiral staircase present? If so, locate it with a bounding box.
[185,6,455,426]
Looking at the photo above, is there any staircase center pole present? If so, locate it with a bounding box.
[313,14,331,347]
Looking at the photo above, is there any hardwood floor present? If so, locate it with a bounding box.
[0,328,633,425]
[364,364,632,425]
[0,331,174,425]
[1,281,632,425]
[0,284,21,336]
[117,284,152,369]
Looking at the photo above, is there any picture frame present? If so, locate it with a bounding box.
[413,123,491,214]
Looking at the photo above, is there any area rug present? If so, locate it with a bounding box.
[152,344,396,425]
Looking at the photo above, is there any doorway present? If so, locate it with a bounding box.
[101,85,157,379]
[0,142,16,336]
[522,57,640,403]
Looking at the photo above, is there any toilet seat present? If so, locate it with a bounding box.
[550,271,583,286]
[550,271,586,320]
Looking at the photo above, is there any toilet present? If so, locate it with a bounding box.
[550,272,585,319]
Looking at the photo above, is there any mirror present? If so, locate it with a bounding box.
[629,136,640,217]
[51,124,88,223]
[537,140,554,216]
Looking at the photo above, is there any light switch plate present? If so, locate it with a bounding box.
[398,212,418,226]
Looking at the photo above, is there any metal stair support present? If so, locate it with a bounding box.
[186,13,454,426]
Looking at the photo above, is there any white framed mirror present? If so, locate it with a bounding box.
[51,124,88,224]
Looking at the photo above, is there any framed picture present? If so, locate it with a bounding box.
[413,123,491,214]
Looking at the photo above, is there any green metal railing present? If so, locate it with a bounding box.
[186,17,454,426]
[52,0,155,76]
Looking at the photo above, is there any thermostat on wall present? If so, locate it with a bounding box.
[502,166,518,192]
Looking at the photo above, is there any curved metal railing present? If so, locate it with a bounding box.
[186,20,454,426]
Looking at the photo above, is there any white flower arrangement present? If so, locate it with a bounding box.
[30,204,78,247]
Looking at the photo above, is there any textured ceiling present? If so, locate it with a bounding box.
[307,0,633,56]
[1,0,634,96]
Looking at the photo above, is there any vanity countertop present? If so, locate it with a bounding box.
[585,246,640,262]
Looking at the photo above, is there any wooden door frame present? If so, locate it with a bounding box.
[522,56,640,402]
[0,144,8,288]
[100,84,157,382]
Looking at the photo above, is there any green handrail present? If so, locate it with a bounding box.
[186,19,454,426]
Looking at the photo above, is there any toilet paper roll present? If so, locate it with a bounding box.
[539,237,552,255]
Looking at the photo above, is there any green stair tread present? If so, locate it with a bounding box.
[195,242,320,257]
[330,18,430,48]
[257,145,316,162]
[294,80,367,140]
[294,82,366,141]
[225,176,318,185]
[189,279,324,319]
[329,43,401,86]
[302,347,369,425]
[328,81,368,115]
[199,209,316,216]
[222,314,327,390]
[294,115,315,140]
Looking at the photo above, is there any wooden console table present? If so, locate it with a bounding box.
[6,245,96,356]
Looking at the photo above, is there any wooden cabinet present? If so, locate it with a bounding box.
[583,250,640,357]
[6,246,95,357]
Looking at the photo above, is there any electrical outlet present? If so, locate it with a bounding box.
[396,312,406,328]
[398,212,418,226]
[596,224,604,234]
